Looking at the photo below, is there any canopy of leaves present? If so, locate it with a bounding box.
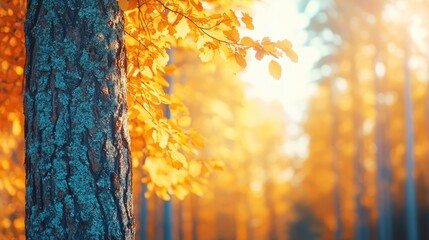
[121,0,296,198]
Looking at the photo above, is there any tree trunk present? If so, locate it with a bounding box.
[265,179,278,240]
[163,49,173,240]
[262,154,277,240]
[177,200,185,240]
[139,185,148,240]
[403,24,419,240]
[350,51,370,240]
[329,78,342,240]
[163,199,173,240]
[24,0,135,238]
[155,197,163,239]
[373,14,392,240]
[191,195,199,240]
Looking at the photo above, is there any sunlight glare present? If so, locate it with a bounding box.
[240,2,318,117]
[240,0,319,158]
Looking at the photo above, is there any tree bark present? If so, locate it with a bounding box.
[24,0,135,238]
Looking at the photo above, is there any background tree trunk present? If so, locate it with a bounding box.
[24,0,135,238]
[139,185,148,240]
[350,51,370,240]
[403,23,419,240]
[163,49,173,240]
[373,13,392,240]
[329,78,343,240]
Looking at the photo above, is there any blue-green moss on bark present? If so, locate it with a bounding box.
[24,0,135,239]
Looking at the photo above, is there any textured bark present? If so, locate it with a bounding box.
[24,0,135,238]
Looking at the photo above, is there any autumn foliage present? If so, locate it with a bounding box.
[5,0,429,239]
[120,0,296,199]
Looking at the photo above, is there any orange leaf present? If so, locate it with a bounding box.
[240,36,256,47]
[269,60,282,80]
[234,52,247,68]
[277,39,293,52]
[164,64,176,75]
[255,50,264,60]
[118,0,138,11]
[241,13,254,30]
[171,151,187,168]
[261,37,272,45]
[286,49,299,63]
[224,28,240,42]
[227,10,240,26]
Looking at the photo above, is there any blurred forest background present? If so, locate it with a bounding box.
[2,0,429,239]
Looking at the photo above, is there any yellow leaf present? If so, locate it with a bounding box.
[197,34,212,49]
[135,105,152,122]
[141,66,153,78]
[152,130,157,142]
[172,151,187,168]
[173,185,188,200]
[175,18,190,39]
[159,131,169,148]
[191,183,204,196]
[189,160,202,177]
[269,60,282,80]
[241,12,254,30]
[199,47,214,62]
[168,12,179,24]
[161,190,171,201]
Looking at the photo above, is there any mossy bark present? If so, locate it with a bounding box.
[24,0,135,238]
